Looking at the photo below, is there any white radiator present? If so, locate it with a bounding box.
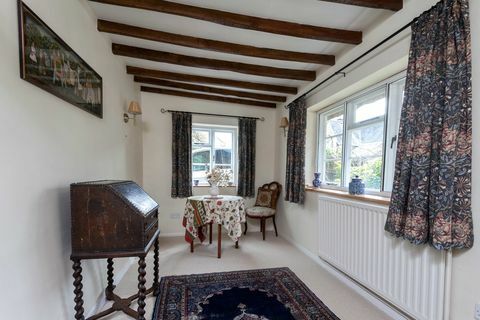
[318,196,451,320]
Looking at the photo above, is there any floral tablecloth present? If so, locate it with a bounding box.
[183,195,246,243]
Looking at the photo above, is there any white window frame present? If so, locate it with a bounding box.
[317,72,406,193]
[192,124,238,186]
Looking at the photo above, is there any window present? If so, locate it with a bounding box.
[192,125,237,185]
[317,74,406,192]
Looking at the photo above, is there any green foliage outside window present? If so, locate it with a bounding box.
[350,158,382,190]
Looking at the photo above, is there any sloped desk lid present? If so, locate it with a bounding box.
[71,180,158,216]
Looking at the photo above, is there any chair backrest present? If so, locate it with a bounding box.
[255,182,282,210]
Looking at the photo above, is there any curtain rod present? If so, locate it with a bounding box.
[160,108,265,121]
[285,19,415,109]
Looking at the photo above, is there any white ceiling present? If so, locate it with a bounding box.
[88,0,392,99]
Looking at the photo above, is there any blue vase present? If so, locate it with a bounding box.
[349,176,365,195]
[312,172,322,188]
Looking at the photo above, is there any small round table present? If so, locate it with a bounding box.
[183,195,246,258]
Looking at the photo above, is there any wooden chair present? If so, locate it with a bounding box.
[244,182,282,240]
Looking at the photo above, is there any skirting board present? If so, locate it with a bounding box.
[158,232,184,238]
[86,257,136,317]
[280,234,411,320]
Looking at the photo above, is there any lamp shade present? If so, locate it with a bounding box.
[128,101,142,115]
[279,117,289,128]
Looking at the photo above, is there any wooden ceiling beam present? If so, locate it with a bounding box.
[141,86,277,108]
[320,0,403,11]
[127,67,298,95]
[134,76,286,102]
[90,0,362,44]
[113,44,316,81]
[98,20,335,65]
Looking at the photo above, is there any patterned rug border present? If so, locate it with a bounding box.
[151,267,339,320]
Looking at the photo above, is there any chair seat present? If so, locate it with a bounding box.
[246,206,276,217]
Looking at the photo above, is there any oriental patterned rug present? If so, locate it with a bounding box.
[152,267,339,320]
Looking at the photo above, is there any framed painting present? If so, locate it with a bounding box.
[18,1,103,118]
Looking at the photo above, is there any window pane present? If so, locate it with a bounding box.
[352,90,386,123]
[193,130,210,145]
[347,122,384,190]
[214,131,233,168]
[214,131,233,149]
[321,107,344,185]
[214,149,232,164]
[192,163,210,184]
[325,160,342,185]
[192,147,210,164]
[325,111,344,137]
[325,136,343,160]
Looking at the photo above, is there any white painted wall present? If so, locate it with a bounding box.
[275,0,480,319]
[141,92,278,236]
[0,0,142,318]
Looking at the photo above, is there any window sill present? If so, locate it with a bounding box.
[305,185,390,206]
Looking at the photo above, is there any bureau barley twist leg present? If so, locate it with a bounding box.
[106,258,115,299]
[153,237,160,296]
[107,259,114,289]
[72,259,85,320]
[137,256,147,320]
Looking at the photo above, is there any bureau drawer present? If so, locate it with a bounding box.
[144,221,159,244]
[144,210,158,229]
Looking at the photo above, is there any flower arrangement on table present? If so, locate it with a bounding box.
[206,166,233,187]
[206,167,233,198]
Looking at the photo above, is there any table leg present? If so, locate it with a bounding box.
[137,256,147,320]
[72,259,85,320]
[153,237,160,296]
[209,222,213,244]
[217,224,222,259]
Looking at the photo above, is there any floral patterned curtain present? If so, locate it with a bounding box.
[385,0,473,250]
[237,118,256,197]
[171,111,193,198]
[285,97,307,204]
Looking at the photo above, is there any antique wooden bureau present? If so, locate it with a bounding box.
[70,180,160,320]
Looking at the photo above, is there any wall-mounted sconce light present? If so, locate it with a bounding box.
[280,117,289,137]
[123,101,142,123]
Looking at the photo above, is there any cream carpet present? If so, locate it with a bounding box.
[98,232,391,320]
